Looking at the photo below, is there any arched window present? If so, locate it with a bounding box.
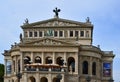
[56,57,64,66]
[24,56,31,64]
[92,62,96,75]
[82,61,88,74]
[46,57,52,64]
[68,57,75,72]
[35,56,41,63]
[41,77,48,82]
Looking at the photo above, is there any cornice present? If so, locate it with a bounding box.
[21,17,93,29]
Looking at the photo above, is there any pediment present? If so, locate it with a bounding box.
[22,18,91,28]
[23,38,77,46]
[32,20,80,27]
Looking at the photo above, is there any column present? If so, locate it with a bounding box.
[64,52,67,65]
[15,56,17,73]
[31,52,33,63]
[42,52,44,64]
[24,73,28,82]
[53,52,55,64]
[36,73,40,82]
[84,30,86,38]
[97,59,99,77]
[61,74,64,82]
[89,57,92,75]
[48,74,52,82]
[4,59,7,76]
[80,57,82,74]
[63,52,67,72]
[75,52,78,73]
[20,52,23,72]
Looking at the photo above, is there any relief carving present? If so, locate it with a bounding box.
[33,21,79,27]
[33,39,62,45]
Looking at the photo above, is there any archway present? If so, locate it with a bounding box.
[29,76,36,82]
[53,77,57,82]
[68,57,75,72]
[41,77,48,82]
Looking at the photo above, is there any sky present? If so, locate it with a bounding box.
[0,0,120,82]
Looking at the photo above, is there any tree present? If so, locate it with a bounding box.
[0,64,4,82]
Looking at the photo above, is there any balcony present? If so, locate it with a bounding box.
[24,63,66,72]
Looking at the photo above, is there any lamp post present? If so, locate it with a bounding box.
[86,76,91,82]
[16,72,22,82]
[57,74,62,82]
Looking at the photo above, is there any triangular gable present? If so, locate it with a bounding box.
[22,38,78,46]
[21,18,92,28]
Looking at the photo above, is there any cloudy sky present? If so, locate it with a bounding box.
[0,0,120,82]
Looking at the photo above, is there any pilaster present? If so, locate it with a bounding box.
[24,73,28,82]
[31,52,33,63]
[36,72,40,82]
[75,52,78,73]
[48,73,52,82]
[4,59,7,76]
[42,52,44,64]
[20,52,23,72]
[64,52,67,65]
[53,52,55,64]
[89,57,92,75]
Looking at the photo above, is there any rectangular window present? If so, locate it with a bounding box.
[59,31,63,37]
[24,31,28,37]
[80,31,84,37]
[86,31,89,37]
[34,31,37,37]
[70,31,73,37]
[75,31,79,37]
[29,31,33,37]
[39,31,42,37]
[54,31,58,37]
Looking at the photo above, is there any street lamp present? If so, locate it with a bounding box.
[16,72,22,82]
[86,76,91,82]
[57,74,62,82]
[109,78,114,82]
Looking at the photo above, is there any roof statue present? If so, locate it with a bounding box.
[86,17,91,23]
[23,18,29,25]
[53,7,61,18]
[20,33,23,42]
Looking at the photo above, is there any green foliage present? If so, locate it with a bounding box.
[0,64,4,82]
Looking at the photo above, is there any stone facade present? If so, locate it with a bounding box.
[3,16,114,82]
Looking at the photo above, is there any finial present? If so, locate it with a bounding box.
[53,7,61,18]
